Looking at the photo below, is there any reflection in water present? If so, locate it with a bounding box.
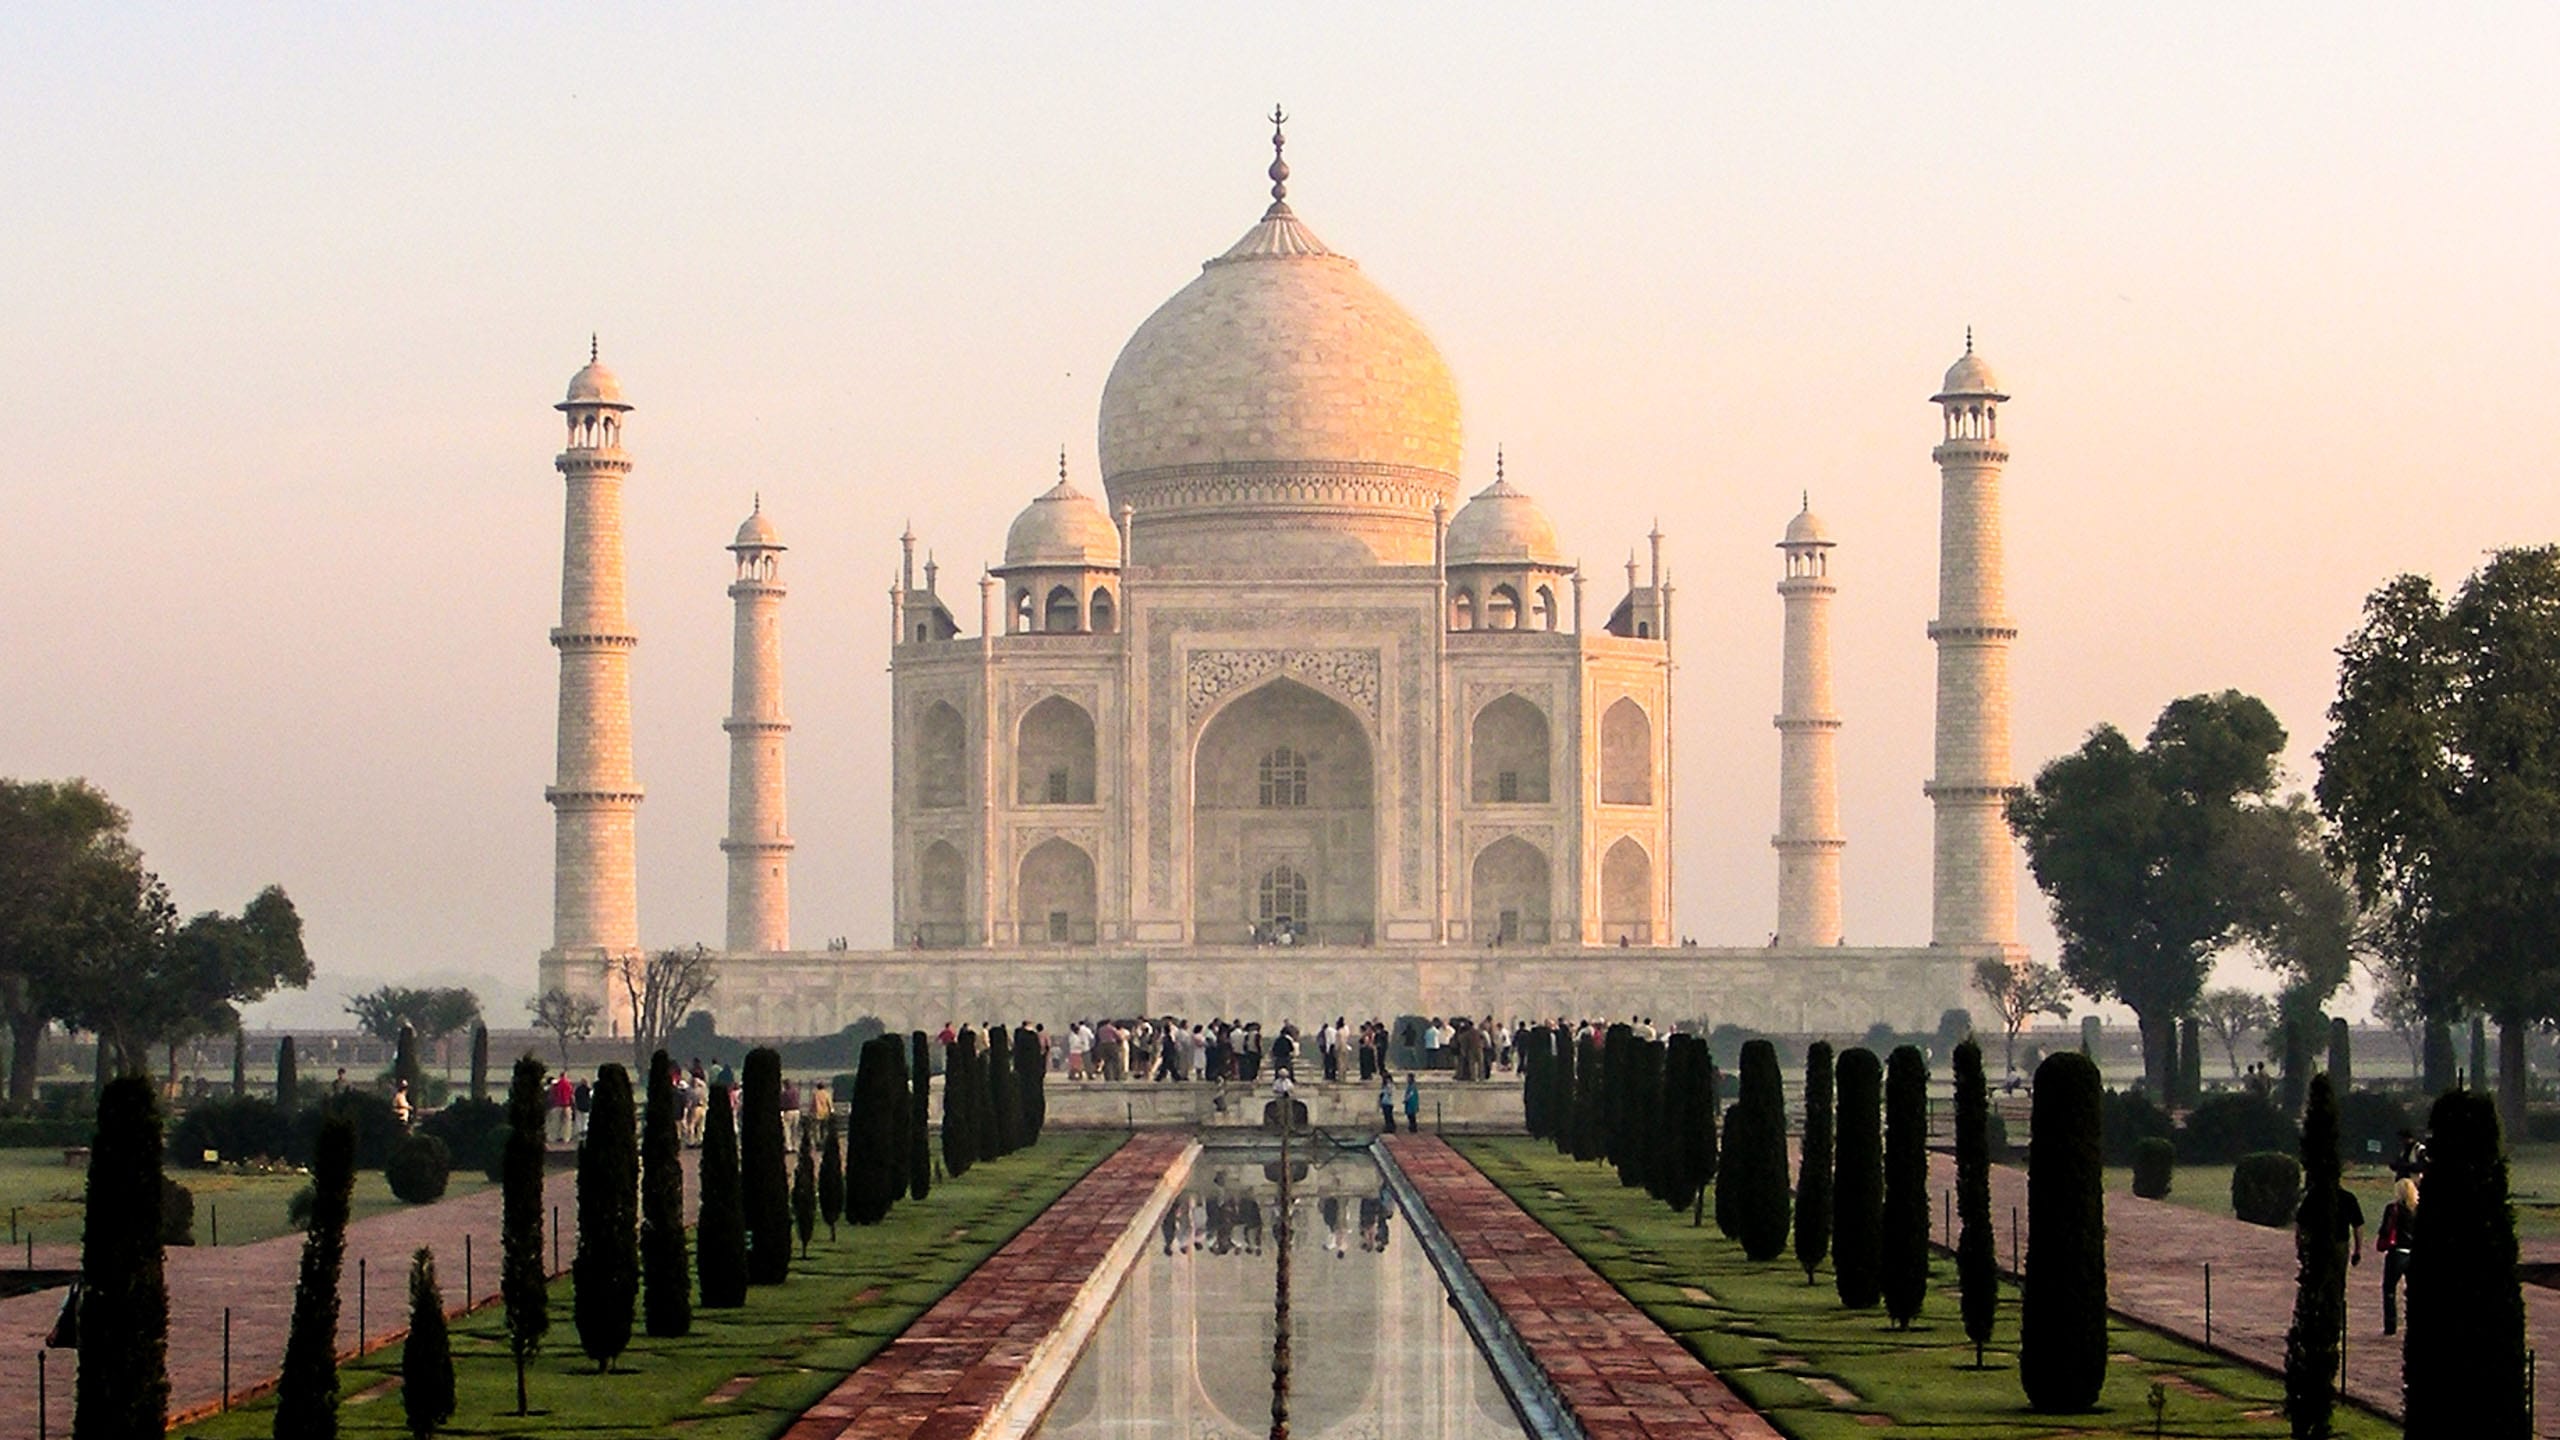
[1036,1144,1530,1439]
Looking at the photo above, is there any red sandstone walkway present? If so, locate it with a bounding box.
[780,1132,1189,1440]
[1931,1154,2560,1435]
[1387,1133,1783,1440]
[1,1160,590,1438]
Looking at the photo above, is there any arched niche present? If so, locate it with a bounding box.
[916,701,967,810]
[1533,583,1558,631]
[1601,836,1652,944]
[1191,678,1374,944]
[1486,584,1520,631]
[1089,586,1117,633]
[916,840,966,946]
[1044,584,1082,633]
[1599,697,1653,805]
[1451,589,1476,631]
[1470,694,1551,804]
[1017,837,1096,945]
[1471,836,1550,944]
[1017,695,1097,805]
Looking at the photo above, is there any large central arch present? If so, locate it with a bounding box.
[1191,678,1375,944]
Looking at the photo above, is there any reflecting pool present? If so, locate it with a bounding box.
[1034,1140,1532,1438]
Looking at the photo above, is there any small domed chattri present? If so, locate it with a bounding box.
[564,335,628,407]
[733,494,782,550]
[1933,328,2005,400]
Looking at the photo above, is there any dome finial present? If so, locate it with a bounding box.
[590,332,599,364]
[1964,325,1973,356]
[1801,489,1810,512]
[752,490,761,514]
[1059,445,1069,486]
[1495,444,1505,485]
[1266,104,1291,207]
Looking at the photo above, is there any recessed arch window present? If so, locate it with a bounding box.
[1043,584,1081,633]
[1257,864,1309,928]
[1257,747,1308,808]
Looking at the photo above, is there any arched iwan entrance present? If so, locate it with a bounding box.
[1018,837,1096,945]
[1191,678,1374,944]
[915,840,966,947]
[1017,695,1097,805]
[1470,836,1550,944]
[1601,836,1652,945]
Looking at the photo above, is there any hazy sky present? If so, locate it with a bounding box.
[4,7,2553,1027]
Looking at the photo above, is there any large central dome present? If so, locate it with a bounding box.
[1098,189,1462,567]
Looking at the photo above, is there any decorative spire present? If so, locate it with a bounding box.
[1964,325,1973,356]
[1495,445,1505,485]
[590,332,599,364]
[752,491,762,515]
[1267,105,1290,207]
[1802,489,1811,511]
[1060,445,1069,486]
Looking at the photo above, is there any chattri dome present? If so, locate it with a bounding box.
[1934,345,2005,402]
[1003,475,1121,569]
[732,500,782,550]
[1783,502,1832,547]
[1446,471,1565,568]
[564,355,627,408]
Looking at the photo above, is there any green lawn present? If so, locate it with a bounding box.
[0,1148,489,1249]
[175,1133,1123,1439]
[1454,1137,2398,1439]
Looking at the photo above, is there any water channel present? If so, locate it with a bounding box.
[1033,1138,1535,1438]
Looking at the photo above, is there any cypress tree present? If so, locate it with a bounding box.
[819,1114,845,1238]
[277,1034,300,1109]
[640,1051,690,1338]
[573,1063,637,1370]
[1883,1044,1930,1328]
[1569,1032,1604,1163]
[851,1036,908,1223]
[470,1023,491,1104]
[2020,1050,2107,1413]
[1832,1047,1884,1308]
[1520,1028,1550,1139]
[1691,1049,1719,1226]
[2423,1016,2456,1095]
[740,1047,792,1284]
[696,1082,747,1308]
[2469,1014,2490,1092]
[1601,1024,1634,1177]
[2159,1021,2177,1105]
[978,1028,1009,1160]
[233,1028,247,1097]
[2280,1014,2312,1115]
[2403,1088,2526,1436]
[792,1117,817,1257]
[1548,1031,1578,1156]
[2285,1073,2343,1438]
[501,1055,549,1414]
[1953,1038,1998,1367]
[1732,1039,1792,1262]
[1020,1025,1048,1146]
[1657,1035,1697,1210]
[395,1021,422,1094]
[1795,1040,1834,1284]
[75,1074,169,1438]
[882,1037,912,1202]
[1714,1099,1743,1238]
[908,1031,933,1202]
[941,1029,979,1178]
[2178,1015,2203,1109]
[401,1247,454,1440]
[2327,1017,2353,1097]
[278,1112,356,1437]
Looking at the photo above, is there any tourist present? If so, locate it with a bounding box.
[1402,1074,1421,1133]
[1067,1020,1090,1080]
[391,1079,414,1130]
[2379,1176,2418,1335]
[1377,1074,1396,1134]
[2390,1128,2428,1179]
[1240,1022,1263,1081]
[332,1066,349,1095]
[572,1075,592,1147]
[548,1068,576,1144]
[1271,1024,1296,1081]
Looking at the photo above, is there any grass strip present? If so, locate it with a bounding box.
[1452,1136,2398,1439]
[176,1132,1123,1439]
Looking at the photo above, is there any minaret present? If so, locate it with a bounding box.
[547,341,643,969]
[721,497,793,952]
[1925,333,2022,951]
[1774,496,1844,946]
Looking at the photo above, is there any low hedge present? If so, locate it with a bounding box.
[161,1177,195,1246]
[2180,1092,2297,1165]
[416,1098,506,1175]
[168,1097,296,1167]
[386,1133,452,1203]
[2131,1136,2175,1199]
[0,1117,93,1148]
[2099,1088,2175,1164]
[2231,1150,2302,1227]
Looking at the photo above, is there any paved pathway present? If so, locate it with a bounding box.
[781,1133,1189,1440]
[1388,1133,1782,1440]
[1933,1155,2560,1435]
[1,1157,591,1438]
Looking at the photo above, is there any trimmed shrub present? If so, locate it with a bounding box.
[1729,1039,1792,1262]
[2181,1091,2298,1165]
[76,1076,170,1439]
[819,1115,845,1238]
[277,1035,300,1110]
[1795,1041,1833,1283]
[740,1047,791,1284]
[1882,1045,1930,1327]
[469,1023,490,1104]
[1953,1038,1997,1367]
[160,1176,194,1246]
[168,1096,294,1167]
[299,1089,402,1170]
[2131,1136,2175,1199]
[500,1056,549,1414]
[395,1023,422,1095]
[696,1083,747,1308]
[2231,1151,2303,1227]
[978,1027,1008,1161]
[1831,1047,1883,1308]
[908,1031,932,1203]
[2097,1087,2173,1165]
[387,1133,453,1203]
[641,1052,690,1339]
[287,1183,316,1231]
[849,1034,910,1224]
[402,1247,454,1440]
[2021,1051,2106,1413]
[2403,1088,2525,1436]
[416,1098,505,1177]
[573,1064,637,1371]
[941,1029,979,1179]
[2285,1075,2343,1438]
[1015,1025,1047,1146]
[278,1113,356,1436]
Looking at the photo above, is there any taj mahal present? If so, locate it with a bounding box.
[536,120,2022,1036]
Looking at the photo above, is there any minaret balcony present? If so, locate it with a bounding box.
[1929,439,2009,465]
[546,785,647,806]
[1924,621,2018,642]
[721,717,792,736]
[550,628,639,650]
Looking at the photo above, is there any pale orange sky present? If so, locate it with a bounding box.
[2,8,2553,1026]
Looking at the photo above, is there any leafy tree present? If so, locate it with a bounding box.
[2423,1017,2455,1095]
[640,1051,690,1337]
[2318,549,2560,1139]
[277,1033,300,1109]
[401,1247,455,1440]
[613,944,719,1077]
[2196,988,2276,1078]
[278,1113,356,1437]
[1794,1041,1833,1284]
[2020,1051,2107,1412]
[941,1028,979,1178]
[75,1074,169,1436]
[1,779,142,1101]
[1971,956,2073,1077]
[2284,1074,2343,1438]
[908,1031,932,1202]
[2008,691,2298,1094]
[696,1082,747,1308]
[819,1114,845,1239]
[346,985,481,1047]
[65,880,312,1079]
[2402,1088,2525,1435]
[741,1047,791,1283]
[1952,1038,1998,1366]
[1832,1047,1883,1308]
[1883,1045,1931,1327]
[526,988,600,1069]
[500,1055,549,1414]
[1729,1039,1791,1262]
[573,1064,637,1371]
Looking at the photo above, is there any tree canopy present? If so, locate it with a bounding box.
[346,985,481,1045]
